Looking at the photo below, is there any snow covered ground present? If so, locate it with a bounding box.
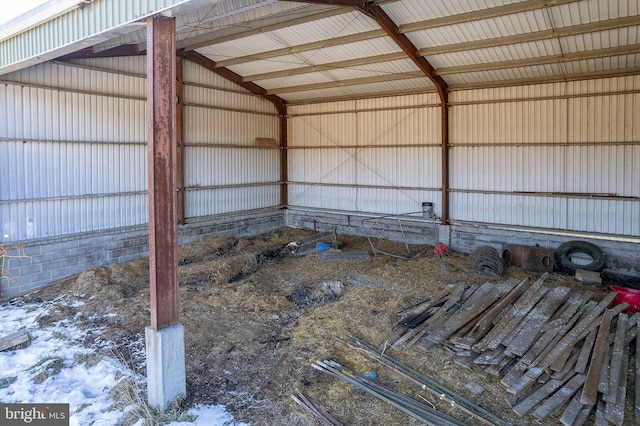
[0,298,246,425]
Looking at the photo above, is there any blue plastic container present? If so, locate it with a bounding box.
[316,242,330,253]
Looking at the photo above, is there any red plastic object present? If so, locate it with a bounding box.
[434,243,449,256]
[611,286,640,313]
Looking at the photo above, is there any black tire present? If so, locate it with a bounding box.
[555,240,605,274]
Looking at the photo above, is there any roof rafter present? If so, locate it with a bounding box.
[179,50,286,113]
[361,3,447,101]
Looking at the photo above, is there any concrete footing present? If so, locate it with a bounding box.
[145,324,186,411]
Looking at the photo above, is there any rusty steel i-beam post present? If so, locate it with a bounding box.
[147,16,179,331]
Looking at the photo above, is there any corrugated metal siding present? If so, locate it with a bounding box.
[182,59,281,219]
[0,0,191,73]
[0,61,147,243]
[185,186,280,217]
[183,59,252,93]
[450,78,640,236]
[288,98,442,215]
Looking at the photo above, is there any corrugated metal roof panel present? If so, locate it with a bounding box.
[444,63,565,85]
[222,37,402,76]
[560,27,640,51]
[405,9,550,47]
[0,0,214,74]
[382,0,524,25]
[198,10,376,60]
[280,77,436,103]
[262,10,379,44]
[253,59,421,90]
[292,37,402,64]
[426,39,561,68]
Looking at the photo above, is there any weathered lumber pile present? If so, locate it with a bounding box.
[384,273,639,425]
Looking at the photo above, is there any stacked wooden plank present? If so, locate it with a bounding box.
[384,273,639,425]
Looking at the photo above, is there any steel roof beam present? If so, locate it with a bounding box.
[361,4,447,98]
[357,2,450,224]
[59,44,144,60]
[419,16,640,56]
[179,50,286,114]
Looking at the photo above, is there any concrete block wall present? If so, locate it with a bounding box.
[285,208,439,245]
[4,205,637,299]
[450,222,640,272]
[1,209,284,299]
[286,208,640,272]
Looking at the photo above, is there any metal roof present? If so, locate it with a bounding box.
[1,0,639,104]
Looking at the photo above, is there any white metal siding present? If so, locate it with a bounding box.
[183,60,252,93]
[449,77,640,236]
[182,60,281,218]
[288,96,443,215]
[0,61,147,243]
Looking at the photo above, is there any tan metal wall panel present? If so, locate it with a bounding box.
[182,63,281,219]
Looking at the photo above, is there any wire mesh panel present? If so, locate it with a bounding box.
[362,212,438,259]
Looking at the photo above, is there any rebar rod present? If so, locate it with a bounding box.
[346,333,513,426]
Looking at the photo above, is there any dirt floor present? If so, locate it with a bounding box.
[13,227,620,425]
